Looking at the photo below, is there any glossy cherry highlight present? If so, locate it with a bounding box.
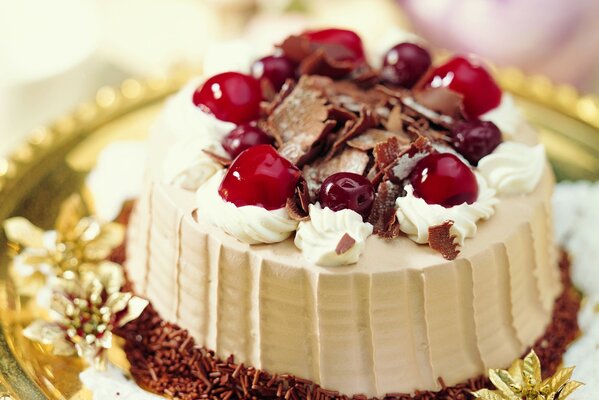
[192,72,262,124]
[381,42,432,88]
[451,120,502,165]
[410,153,478,208]
[222,123,275,160]
[218,145,301,210]
[425,56,502,118]
[319,172,375,220]
[302,28,365,62]
[251,55,296,92]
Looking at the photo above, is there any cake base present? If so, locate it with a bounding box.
[116,252,579,400]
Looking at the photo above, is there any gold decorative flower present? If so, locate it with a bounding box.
[3,194,124,292]
[472,350,583,400]
[23,262,148,370]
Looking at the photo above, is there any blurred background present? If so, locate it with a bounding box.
[1,0,599,156]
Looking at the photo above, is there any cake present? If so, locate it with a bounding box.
[125,28,562,397]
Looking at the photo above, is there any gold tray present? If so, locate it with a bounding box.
[0,68,598,400]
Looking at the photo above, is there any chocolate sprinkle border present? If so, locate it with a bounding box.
[116,251,580,400]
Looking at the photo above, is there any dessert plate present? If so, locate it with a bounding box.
[0,68,598,400]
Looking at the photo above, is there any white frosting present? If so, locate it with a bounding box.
[395,174,498,246]
[86,141,147,222]
[154,78,236,142]
[162,136,225,191]
[295,204,373,267]
[480,94,523,138]
[478,141,546,195]
[196,171,298,244]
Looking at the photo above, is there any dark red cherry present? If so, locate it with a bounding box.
[319,172,375,220]
[222,123,275,160]
[451,120,502,165]
[218,145,301,210]
[302,28,365,62]
[425,56,502,118]
[192,72,262,124]
[381,42,432,88]
[251,55,296,92]
[410,153,478,208]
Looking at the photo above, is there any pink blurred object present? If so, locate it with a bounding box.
[399,0,599,90]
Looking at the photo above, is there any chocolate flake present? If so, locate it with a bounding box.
[285,179,311,222]
[202,149,232,167]
[267,76,336,166]
[368,180,402,238]
[328,106,378,158]
[373,136,405,171]
[428,220,460,260]
[413,87,464,120]
[347,129,409,151]
[335,233,356,255]
[383,105,404,133]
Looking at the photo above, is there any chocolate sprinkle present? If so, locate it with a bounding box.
[428,221,460,260]
[115,249,579,400]
[335,233,356,255]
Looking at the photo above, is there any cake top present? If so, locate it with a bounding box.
[161,27,547,266]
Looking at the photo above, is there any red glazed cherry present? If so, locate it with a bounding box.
[222,123,275,159]
[218,145,301,210]
[425,56,502,118]
[451,120,502,165]
[410,153,478,208]
[381,42,432,88]
[319,172,375,220]
[192,72,262,124]
[302,28,365,62]
[251,55,296,92]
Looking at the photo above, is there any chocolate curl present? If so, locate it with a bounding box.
[347,129,410,151]
[201,149,232,167]
[368,180,403,238]
[285,178,311,222]
[303,148,369,197]
[327,106,378,159]
[428,220,460,260]
[413,87,465,120]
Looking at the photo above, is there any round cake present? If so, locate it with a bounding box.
[125,28,561,397]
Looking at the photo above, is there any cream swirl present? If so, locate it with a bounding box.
[480,94,523,138]
[196,171,298,244]
[395,174,498,246]
[162,136,225,191]
[154,78,236,142]
[295,204,373,267]
[478,141,545,195]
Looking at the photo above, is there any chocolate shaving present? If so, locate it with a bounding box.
[202,149,232,167]
[373,136,405,171]
[368,180,402,238]
[335,233,356,255]
[328,106,378,158]
[285,179,311,221]
[303,148,369,197]
[267,76,336,166]
[347,129,409,151]
[298,48,355,80]
[413,87,465,120]
[261,79,296,117]
[383,105,404,133]
[428,220,460,260]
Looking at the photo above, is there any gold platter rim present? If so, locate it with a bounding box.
[0,66,598,399]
